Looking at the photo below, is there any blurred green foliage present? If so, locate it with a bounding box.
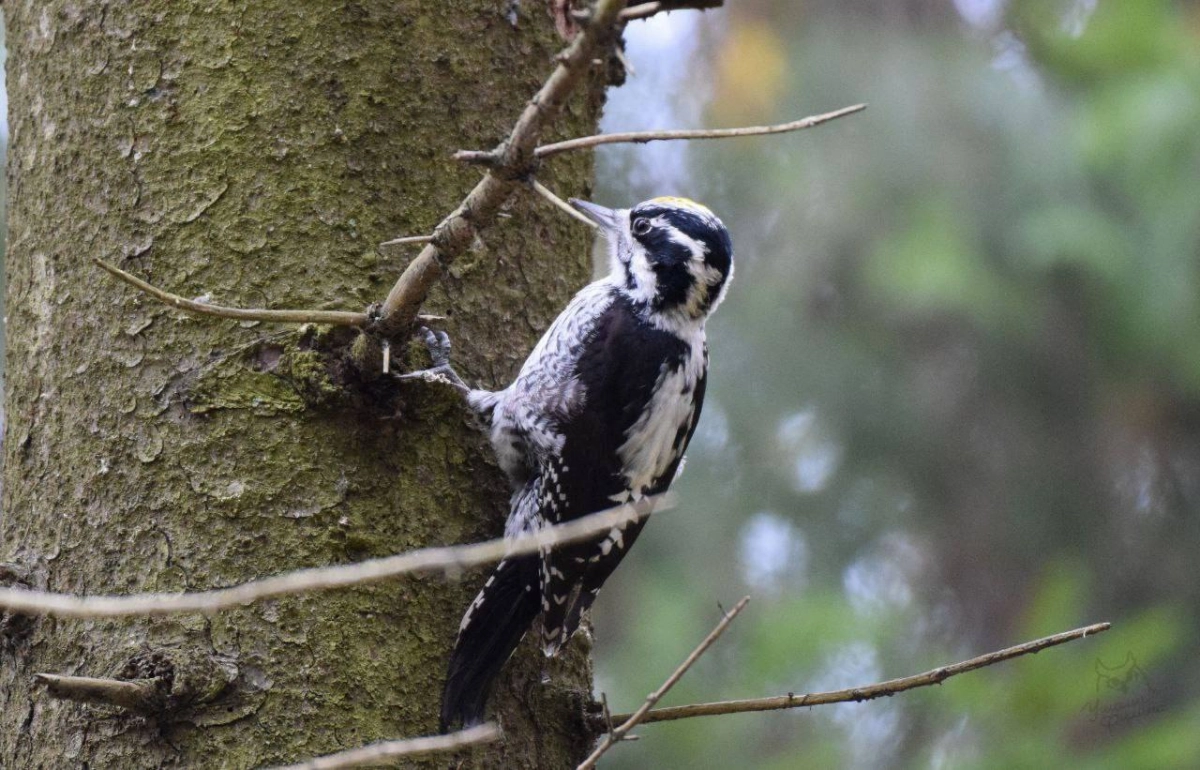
[594,1,1200,767]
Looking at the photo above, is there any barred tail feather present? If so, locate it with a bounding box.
[542,516,649,656]
[439,554,542,732]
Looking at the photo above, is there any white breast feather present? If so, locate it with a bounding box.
[614,328,706,500]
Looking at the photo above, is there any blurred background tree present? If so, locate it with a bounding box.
[2,0,1199,767]
[592,0,1200,767]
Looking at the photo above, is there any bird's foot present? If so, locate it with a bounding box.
[397,327,469,394]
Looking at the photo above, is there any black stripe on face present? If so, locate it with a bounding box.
[631,206,733,279]
[638,227,693,267]
[653,262,694,310]
[629,204,734,312]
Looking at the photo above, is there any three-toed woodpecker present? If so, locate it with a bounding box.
[405,196,734,730]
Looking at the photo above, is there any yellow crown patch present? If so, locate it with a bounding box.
[649,196,715,217]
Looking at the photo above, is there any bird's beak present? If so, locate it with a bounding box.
[569,199,619,232]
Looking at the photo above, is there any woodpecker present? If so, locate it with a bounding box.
[403,196,734,730]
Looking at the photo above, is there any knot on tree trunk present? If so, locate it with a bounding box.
[35,646,258,722]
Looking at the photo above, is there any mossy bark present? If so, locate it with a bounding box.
[0,2,603,767]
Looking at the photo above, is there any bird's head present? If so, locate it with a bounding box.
[571,196,734,325]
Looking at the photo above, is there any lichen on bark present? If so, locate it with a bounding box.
[1,1,605,767]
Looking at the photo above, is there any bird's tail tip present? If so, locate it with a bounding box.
[439,554,542,732]
[438,696,485,734]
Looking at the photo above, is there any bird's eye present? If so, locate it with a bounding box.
[632,218,652,236]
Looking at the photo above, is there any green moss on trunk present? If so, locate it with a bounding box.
[1,1,603,767]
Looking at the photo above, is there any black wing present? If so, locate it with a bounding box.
[537,295,702,653]
[559,360,707,639]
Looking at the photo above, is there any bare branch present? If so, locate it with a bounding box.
[578,596,750,770]
[34,673,164,714]
[452,149,500,166]
[576,0,723,23]
[378,234,434,248]
[0,495,668,619]
[599,692,615,735]
[619,1,724,22]
[606,621,1111,726]
[536,103,867,159]
[95,2,845,344]
[529,179,599,229]
[373,0,628,336]
[96,257,442,328]
[94,257,369,327]
[267,724,499,770]
[613,45,636,77]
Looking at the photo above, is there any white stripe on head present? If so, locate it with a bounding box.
[625,238,659,305]
[602,208,633,276]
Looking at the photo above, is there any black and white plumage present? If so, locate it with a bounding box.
[408,196,734,730]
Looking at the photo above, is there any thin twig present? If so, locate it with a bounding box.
[578,596,751,770]
[373,0,628,336]
[619,1,724,22]
[266,724,499,770]
[529,179,599,228]
[94,257,369,327]
[606,621,1111,726]
[536,103,867,159]
[96,257,441,327]
[613,45,636,77]
[34,673,164,714]
[577,0,723,23]
[451,149,499,166]
[0,495,668,619]
[378,234,434,248]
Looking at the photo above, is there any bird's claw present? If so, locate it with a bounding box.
[398,327,469,393]
[420,326,454,369]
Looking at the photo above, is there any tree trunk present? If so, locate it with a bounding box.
[0,2,602,767]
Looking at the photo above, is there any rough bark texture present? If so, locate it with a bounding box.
[0,2,603,767]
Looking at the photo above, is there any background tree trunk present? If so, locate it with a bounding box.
[0,2,603,767]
